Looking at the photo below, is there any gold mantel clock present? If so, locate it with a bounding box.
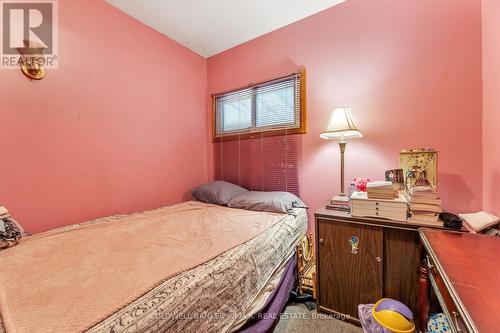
[400,149,438,190]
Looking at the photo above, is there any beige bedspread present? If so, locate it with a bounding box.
[90,207,307,333]
[0,201,286,333]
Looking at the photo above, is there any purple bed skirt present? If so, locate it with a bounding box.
[236,256,297,333]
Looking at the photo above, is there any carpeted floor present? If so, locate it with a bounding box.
[273,303,363,333]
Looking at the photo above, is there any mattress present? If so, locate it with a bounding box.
[89,207,307,333]
[0,203,307,333]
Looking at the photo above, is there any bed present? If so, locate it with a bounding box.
[0,200,307,333]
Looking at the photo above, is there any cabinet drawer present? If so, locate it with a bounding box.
[352,203,407,222]
[426,256,470,333]
[353,200,405,210]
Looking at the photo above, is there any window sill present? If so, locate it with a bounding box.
[212,127,306,143]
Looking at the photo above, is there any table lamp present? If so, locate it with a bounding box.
[320,107,363,200]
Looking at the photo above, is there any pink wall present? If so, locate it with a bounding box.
[1,0,489,234]
[482,0,500,216]
[0,0,208,233]
[207,0,484,225]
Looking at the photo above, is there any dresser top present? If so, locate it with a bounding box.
[420,229,500,333]
[315,206,449,231]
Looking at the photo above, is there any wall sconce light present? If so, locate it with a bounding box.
[17,40,47,80]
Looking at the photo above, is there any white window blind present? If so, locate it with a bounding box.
[213,71,305,140]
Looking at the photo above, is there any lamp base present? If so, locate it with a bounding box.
[332,194,349,203]
[332,193,349,202]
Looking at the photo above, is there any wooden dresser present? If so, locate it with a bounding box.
[314,207,449,326]
[420,229,500,333]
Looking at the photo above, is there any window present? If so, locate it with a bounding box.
[212,70,306,141]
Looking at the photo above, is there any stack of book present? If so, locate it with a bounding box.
[407,186,442,224]
[366,181,396,200]
[326,195,350,212]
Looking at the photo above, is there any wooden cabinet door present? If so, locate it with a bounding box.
[383,228,421,320]
[317,219,383,318]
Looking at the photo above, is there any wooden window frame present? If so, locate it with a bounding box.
[212,68,307,143]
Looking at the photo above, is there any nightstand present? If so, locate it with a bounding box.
[314,207,451,328]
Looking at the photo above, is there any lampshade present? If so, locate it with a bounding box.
[320,107,363,140]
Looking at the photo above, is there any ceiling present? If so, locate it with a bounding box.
[106,0,346,58]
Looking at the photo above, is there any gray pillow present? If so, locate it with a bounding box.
[192,181,248,206]
[228,191,307,214]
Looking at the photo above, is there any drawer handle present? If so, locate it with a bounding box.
[376,256,382,262]
[425,255,434,270]
[319,238,324,245]
[452,311,463,333]
[375,202,379,206]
